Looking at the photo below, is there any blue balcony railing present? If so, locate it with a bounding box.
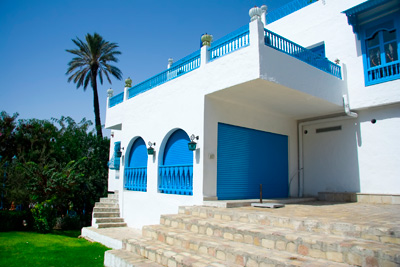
[264,29,341,78]
[109,92,124,108]
[209,25,250,61]
[159,165,193,195]
[124,167,147,192]
[128,51,200,99]
[267,0,318,24]
[366,62,400,86]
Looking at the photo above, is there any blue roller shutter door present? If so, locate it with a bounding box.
[217,123,288,200]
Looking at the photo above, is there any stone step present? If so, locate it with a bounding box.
[105,249,163,267]
[141,225,352,267]
[159,214,400,266]
[96,218,125,224]
[93,212,120,218]
[98,222,128,228]
[126,236,245,267]
[179,206,400,245]
[108,193,119,200]
[94,207,120,213]
[95,202,119,208]
[100,198,119,204]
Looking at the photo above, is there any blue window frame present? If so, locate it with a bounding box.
[361,13,400,86]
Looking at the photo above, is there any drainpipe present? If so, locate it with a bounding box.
[297,95,358,198]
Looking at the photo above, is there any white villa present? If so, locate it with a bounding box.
[104,0,400,229]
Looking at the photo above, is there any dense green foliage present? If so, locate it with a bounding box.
[0,111,109,231]
[66,32,123,137]
[0,231,110,267]
[0,210,33,231]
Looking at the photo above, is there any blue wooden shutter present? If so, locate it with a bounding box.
[128,138,147,167]
[163,129,192,166]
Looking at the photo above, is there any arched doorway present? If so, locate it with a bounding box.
[125,137,147,192]
[159,129,193,195]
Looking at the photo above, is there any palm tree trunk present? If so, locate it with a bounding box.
[91,72,103,138]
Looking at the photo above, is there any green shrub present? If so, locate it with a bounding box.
[31,200,57,233]
[0,210,33,232]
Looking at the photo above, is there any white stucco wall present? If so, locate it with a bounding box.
[302,104,400,196]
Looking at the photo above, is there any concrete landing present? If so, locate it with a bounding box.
[203,197,315,208]
[82,226,141,249]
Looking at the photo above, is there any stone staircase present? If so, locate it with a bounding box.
[91,191,127,228]
[104,204,400,267]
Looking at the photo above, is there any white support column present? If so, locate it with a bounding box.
[200,44,210,68]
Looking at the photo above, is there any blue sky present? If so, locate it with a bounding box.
[0,0,291,133]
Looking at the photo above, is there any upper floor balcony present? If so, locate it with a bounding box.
[106,7,346,129]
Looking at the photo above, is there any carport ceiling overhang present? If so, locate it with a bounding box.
[206,79,344,120]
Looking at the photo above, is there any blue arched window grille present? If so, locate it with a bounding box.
[159,129,193,195]
[124,137,147,192]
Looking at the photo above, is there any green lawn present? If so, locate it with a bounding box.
[0,231,110,267]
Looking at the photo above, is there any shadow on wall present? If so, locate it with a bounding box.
[302,118,361,196]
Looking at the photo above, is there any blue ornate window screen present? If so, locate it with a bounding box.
[363,19,399,86]
[159,129,193,195]
[108,141,121,171]
[124,138,147,191]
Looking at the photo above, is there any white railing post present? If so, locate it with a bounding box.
[249,16,265,50]
[200,45,210,68]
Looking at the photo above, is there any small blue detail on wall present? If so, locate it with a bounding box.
[108,141,122,170]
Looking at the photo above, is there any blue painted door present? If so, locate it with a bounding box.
[125,137,147,191]
[217,123,288,200]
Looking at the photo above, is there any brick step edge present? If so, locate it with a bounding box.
[160,213,400,260]
[126,237,244,267]
[104,249,163,267]
[178,206,400,244]
[98,223,128,228]
[140,227,354,267]
[144,224,400,267]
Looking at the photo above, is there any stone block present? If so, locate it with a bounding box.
[191,225,198,233]
[224,232,234,240]
[166,236,174,245]
[247,258,259,267]
[244,234,253,244]
[171,221,178,228]
[199,246,207,255]
[262,239,275,249]
[222,215,232,221]
[346,253,362,266]
[167,259,177,267]
[298,245,309,256]
[206,227,213,236]
[216,250,226,260]
[309,249,325,259]
[286,242,296,253]
[326,251,343,262]
[236,255,245,265]
[254,236,260,246]
[234,233,244,242]
[276,240,286,251]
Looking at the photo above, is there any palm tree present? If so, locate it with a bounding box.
[66,33,122,138]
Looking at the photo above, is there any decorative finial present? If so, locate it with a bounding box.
[201,33,213,47]
[261,5,267,12]
[107,88,114,97]
[167,58,173,69]
[249,6,263,21]
[125,77,132,88]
